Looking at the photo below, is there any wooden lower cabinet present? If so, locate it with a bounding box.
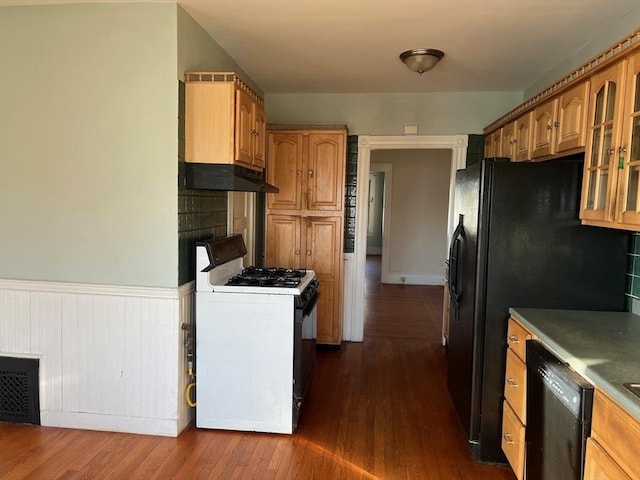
[502,317,534,480]
[584,438,633,480]
[266,214,344,345]
[501,400,526,480]
[586,389,640,480]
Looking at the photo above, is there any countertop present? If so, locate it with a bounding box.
[508,307,640,421]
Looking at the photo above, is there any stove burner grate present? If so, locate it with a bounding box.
[225,266,307,288]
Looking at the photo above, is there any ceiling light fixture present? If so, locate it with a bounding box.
[399,48,445,75]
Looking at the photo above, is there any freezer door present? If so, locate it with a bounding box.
[447,163,482,444]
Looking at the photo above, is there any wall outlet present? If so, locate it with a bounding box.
[401,276,406,283]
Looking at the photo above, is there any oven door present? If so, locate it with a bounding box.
[293,290,318,429]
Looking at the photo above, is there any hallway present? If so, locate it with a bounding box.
[0,258,515,479]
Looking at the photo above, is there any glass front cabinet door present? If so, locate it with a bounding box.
[617,51,640,227]
[581,52,640,230]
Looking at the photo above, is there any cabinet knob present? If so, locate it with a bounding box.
[508,335,519,343]
[297,170,302,175]
[308,170,314,177]
[307,250,312,256]
[295,250,300,255]
[554,121,560,128]
[619,146,628,154]
[608,148,616,155]
[503,433,514,445]
[507,378,518,387]
[546,124,553,130]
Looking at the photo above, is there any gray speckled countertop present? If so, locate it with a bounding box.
[508,307,640,421]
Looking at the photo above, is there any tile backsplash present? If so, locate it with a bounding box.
[626,232,640,313]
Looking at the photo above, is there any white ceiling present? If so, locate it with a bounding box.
[3,0,638,94]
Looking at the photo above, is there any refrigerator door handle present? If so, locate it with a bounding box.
[448,214,465,309]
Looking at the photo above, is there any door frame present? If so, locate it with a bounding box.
[345,135,468,342]
[368,163,393,283]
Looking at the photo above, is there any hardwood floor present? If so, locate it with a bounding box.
[0,256,515,479]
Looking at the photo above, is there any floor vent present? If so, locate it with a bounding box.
[0,356,40,425]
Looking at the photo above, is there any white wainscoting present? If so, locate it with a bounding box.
[0,279,195,436]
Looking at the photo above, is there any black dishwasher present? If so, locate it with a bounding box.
[525,341,594,480]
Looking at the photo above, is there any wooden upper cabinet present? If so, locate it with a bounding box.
[555,81,589,153]
[580,61,626,226]
[531,81,589,160]
[307,133,346,211]
[485,129,502,158]
[253,103,266,169]
[501,121,516,159]
[185,72,266,170]
[267,130,346,213]
[266,133,304,210]
[616,50,640,227]
[514,112,533,161]
[532,98,558,159]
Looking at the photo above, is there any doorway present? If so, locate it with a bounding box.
[227,192,256,265]
[344,135,468,343]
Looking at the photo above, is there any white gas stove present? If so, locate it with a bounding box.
[194,235,318,434]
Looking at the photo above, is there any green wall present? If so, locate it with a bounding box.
[524,7,639,99]
[0,4,179,288]
[265,91,523,135]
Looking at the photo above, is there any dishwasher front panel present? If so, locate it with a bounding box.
[525,340,594,480]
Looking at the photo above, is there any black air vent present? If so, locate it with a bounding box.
[0,357,40,425]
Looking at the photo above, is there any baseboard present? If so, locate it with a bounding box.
[41,411,182,437]
[386,273,445,285]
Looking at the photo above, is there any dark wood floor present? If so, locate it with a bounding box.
[0,256,515,479]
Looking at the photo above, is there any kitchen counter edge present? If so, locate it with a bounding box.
[508,307,640,422]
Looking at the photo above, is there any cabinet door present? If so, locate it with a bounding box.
[514,112,533,161]
[235,88,254,166]
[252,102,266,169]
[486,130,502,157]
[267,133,304,210]
[265,214,303,269]
[531,98,558,159]
[584,439,633,480]
[556,81,589,154]
[501,122,516,159]
[617,51,640,227]
[581,63,625,224]
[306,216,343,345]
[307,133,345,211]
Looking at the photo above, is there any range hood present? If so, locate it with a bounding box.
[184,163,279,193]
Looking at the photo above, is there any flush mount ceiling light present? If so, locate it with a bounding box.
[399,48,445,75]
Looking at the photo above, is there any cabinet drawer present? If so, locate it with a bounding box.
[591,389,640,480]
[502,400,526,480]
[507,318,533,361]
[504,347,527,424]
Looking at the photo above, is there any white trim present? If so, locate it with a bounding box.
[342,253,355,341]
[41,411,182,437]
[346,135,467,343]
[0,278,181,299]
[385,273,445,286]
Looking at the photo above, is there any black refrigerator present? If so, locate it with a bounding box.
[446,157,628,463]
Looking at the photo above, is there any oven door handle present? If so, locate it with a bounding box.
[302,292,320,317]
